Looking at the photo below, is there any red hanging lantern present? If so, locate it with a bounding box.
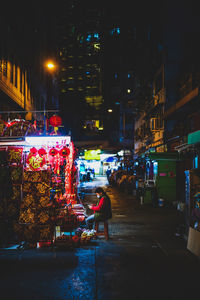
[49,148,58,156]
[30,147,37,155]
[49,115,62,127]
[59,147,70,157]
[38,148,47,157]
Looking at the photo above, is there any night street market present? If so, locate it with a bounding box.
[1,1,200,299]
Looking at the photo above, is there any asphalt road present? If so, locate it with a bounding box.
[0,176,200,300]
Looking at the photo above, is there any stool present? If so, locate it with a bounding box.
[95,220,109,240]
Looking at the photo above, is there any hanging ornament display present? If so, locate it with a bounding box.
[30,147,38,156]
[49,148,58,156]
[38,148,47,157]
[49,115,62,127]
[59,147,70,157]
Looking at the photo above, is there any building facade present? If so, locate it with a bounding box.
[0,1,59,124]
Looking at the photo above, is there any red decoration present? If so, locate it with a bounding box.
[26,153,45,171]
[38,148,47,156]
[49,148,58,156]
[72,235,80,243]
[7,147,23,164]
[59,147,70,157]
[30,147,38,155]
[49,115,62,127]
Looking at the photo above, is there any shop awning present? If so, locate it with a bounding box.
[103,156,118,163]
[146,152,180,161]
[188,130,200,145]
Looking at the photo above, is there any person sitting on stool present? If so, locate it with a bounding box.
[86,187,112,237]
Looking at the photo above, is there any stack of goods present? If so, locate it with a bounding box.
[71,203,86,223]
[0,148,22,245]
[55,228,96,248]
[16,170,54,243]
[75,228,97,245]
[56,206,79,232]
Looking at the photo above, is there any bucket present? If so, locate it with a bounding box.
[158,198,164,207]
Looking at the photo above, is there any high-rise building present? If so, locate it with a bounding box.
[54,1,136,149]
[54,1,105,141]
[54,1,162,154]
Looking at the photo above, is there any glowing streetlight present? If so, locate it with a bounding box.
[108,109,113,113]
[43,60,57,135]
[45,61,56,72]
[47,62,55,69]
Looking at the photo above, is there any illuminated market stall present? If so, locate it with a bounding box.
[0,118,96,248]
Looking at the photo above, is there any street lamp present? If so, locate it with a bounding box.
[43,60,58,135]
[45,60,57,72]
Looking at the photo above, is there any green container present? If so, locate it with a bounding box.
[147,152,179,204]
[143,188,152,204]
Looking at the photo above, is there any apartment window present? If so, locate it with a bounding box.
[20,70,23,93]
[4,60,7,77]
[110,27,120,35]
[15,65,17,88]
[10,63,13,83]
[150,118,158,131]
[193,156,198,169]
[0,59,8,77]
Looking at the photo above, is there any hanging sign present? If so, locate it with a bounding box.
[26,153,45,171]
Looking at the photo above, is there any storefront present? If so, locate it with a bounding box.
[184,130,200,257]
[142,152,180,206]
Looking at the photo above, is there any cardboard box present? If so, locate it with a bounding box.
[187,226,200,257]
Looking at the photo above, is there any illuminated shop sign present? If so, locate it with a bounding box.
[84,149,101,160]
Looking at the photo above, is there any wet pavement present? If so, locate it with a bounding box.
[1,176,200,300]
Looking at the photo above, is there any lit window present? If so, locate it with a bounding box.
[110,27,120,35]
[114,74,118,79]
[127,89,131,93]
[86,34,91,41]
[128,74,131,78]
[94,33,99,39]
[193,156,198,169]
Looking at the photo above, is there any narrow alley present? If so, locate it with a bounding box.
[0,176,200,300]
